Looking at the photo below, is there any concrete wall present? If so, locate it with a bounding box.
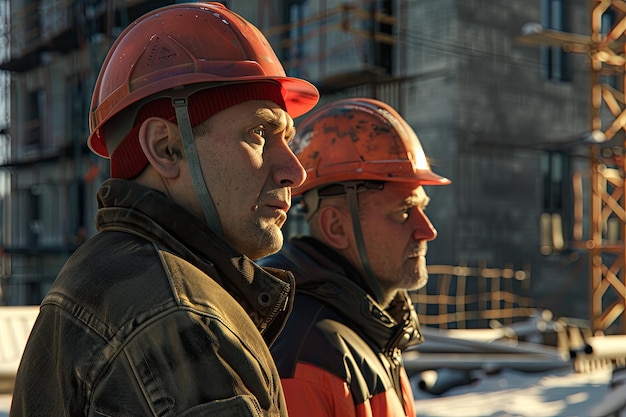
[0,0,600,320]
[242,0,596,320]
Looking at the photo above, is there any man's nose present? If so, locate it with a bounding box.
[412,210,438,242]
[274,143,307,188]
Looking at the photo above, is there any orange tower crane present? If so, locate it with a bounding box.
[518,0,626,334]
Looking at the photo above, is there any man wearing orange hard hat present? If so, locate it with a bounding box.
[260,98,450,417]
[10,3,318,416]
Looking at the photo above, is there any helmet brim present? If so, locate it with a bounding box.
[294,169,451,196]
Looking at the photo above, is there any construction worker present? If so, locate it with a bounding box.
[260,98,450,417]
[10,3,318,416]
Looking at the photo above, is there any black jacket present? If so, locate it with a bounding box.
[259,237,422,417]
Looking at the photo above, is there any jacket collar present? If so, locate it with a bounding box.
[267,237,423,353]
[95,179,295,345]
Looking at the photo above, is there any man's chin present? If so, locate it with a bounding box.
[250,229,283,260]
[412,275,429,291]
[409,259,429,290]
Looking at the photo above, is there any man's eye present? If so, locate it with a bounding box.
[393,209,410,223]
[251,127,266,138]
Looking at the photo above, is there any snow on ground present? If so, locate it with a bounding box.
[411,366,616,417]
[0,394,9,417]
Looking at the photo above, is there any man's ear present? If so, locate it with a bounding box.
[317,205,350,250]
[138,117,183,179]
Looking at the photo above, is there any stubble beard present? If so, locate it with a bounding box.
[252,218,284,259]
[412,255,429,290]
[407,242,429,290]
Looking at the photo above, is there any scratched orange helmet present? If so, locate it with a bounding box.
[88,1,319,158]
[290,98,450,196]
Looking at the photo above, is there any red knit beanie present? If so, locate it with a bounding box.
[110,82,286,179]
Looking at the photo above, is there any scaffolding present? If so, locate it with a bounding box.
[588,0,626,334]
[517,0,626,334]
[260,0,397,93]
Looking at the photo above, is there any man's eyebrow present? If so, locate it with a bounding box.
[403,194,430,208]
[255,108,295,139]
[286,126,296,142]
[255,108,281,126]
[254,108,286,128]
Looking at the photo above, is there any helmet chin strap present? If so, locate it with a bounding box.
[173,97,224,238]
[344,182,386,304]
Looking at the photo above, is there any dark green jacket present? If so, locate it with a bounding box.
[10,179,294,417]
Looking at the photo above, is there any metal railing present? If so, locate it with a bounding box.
[412,263,534,329]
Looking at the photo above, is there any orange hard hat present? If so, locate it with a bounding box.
[88,2,319,158]
[290,98,450,196]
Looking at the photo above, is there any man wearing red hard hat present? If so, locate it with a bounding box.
[10,3,318,416]
[260,98,450,417]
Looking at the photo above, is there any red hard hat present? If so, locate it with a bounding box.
[88,2,319,157]
[290,98,450,196]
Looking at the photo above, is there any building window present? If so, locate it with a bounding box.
[540,150,570,254]
[286,0,307,79]
[369,0,393,75]
[66,75,88,144]
[24,89,46,155]
[541,0,572,82]
[27,186,41,247]
[600,8,618,88]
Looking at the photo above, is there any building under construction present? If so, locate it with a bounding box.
[1,0,625,334]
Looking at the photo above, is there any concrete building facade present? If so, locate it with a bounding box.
[0,0,611,323]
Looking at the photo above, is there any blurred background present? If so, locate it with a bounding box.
[0,0,625,338]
